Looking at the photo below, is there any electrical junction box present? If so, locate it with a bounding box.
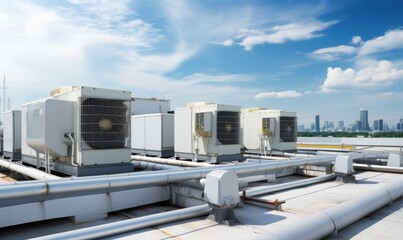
[203,170,240,208]
[26,98,74,157]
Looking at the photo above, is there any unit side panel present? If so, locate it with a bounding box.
[144,115,162,151]
[3,112,13,152]
[131,116,145,150]
[241,112,262,150]
[13,111,22,149]
[162,114,174,149]
[174,108,192,154]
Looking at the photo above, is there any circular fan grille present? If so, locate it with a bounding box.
[81,98,129,149]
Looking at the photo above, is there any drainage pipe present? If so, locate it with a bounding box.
[0,155,335,201]
[131,155,215,167]
[255,179,403,240]
[243,174,336,197]
[65,133,78,167]
[0,159,61,180]
[353,163,403,174]
[32,204,211,240]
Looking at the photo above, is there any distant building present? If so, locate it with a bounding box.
[360,108,369,131]
[373,119,384,131]
[397,118,403,131]
[298,125,305,132]
[338,120,344,128]
[315,115,320,132]
[357,120,363,131]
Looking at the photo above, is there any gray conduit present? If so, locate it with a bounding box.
[243,174,336,197]
[0,155,336,201]
[31,204,211,240]
[254,179,403,240]
[353,163,403,174]
[0,159,61,180]
[131,155,214,167]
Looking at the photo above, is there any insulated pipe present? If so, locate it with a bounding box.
[0,159,61,180]
[131,160,183,171]
[353,163,403,174]
[243,154,291,160]
[254,180,403,240]
[243,174,336,197]
[131,155,216,167]
[0,155,336,200]
[31,204,211,240]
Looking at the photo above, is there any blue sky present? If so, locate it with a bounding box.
[1,0,403,127]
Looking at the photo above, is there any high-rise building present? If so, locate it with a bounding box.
[374,119,384,131]
[357,120,363,131]
[338,120,344,128]
[360,108,369,131]
[397,118,403,131]
[315,115,320,132]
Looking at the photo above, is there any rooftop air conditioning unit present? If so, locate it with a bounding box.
[241,108,297,155]
[22,86,131,176]
[3,110,22,159]
[174,102,242,162]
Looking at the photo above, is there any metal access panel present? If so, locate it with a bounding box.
[3,110,22,159]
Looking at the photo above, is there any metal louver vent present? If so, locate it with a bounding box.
[217,111,239,145]
[280,116,297,142]
[80,98,130,150]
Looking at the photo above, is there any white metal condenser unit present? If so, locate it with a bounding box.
[241,108,297,155]
[3,110,22,159]
[175,102,242,162]
[22,86,131,176]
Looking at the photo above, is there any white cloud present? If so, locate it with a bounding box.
[351,36,362,44]
[381,92,394,96]
[222,39,234,46]
[321,60,403,92]
[254,90,302,99]
[239,21,337,51]
[359,29,403,55]
[180,73,253,84]
[310,45,356,60]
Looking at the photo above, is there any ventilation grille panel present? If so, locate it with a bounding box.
[80,98,130,150]
[280,116,297,142]
[216,111,239,145]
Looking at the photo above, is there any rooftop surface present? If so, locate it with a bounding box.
[1,170,402,240]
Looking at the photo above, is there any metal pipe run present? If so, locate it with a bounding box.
[243,154,291,160]
[0,159,61,180]
[131,160,183,171]
[131,155,215,167]
[0,155,336,201]
[353,163,403,174]
[243,174,336,197]
[255,179,403,240]
[32,204,211,240]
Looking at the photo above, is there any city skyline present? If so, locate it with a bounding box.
[305,108,402,132]
[0,1,403,125]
